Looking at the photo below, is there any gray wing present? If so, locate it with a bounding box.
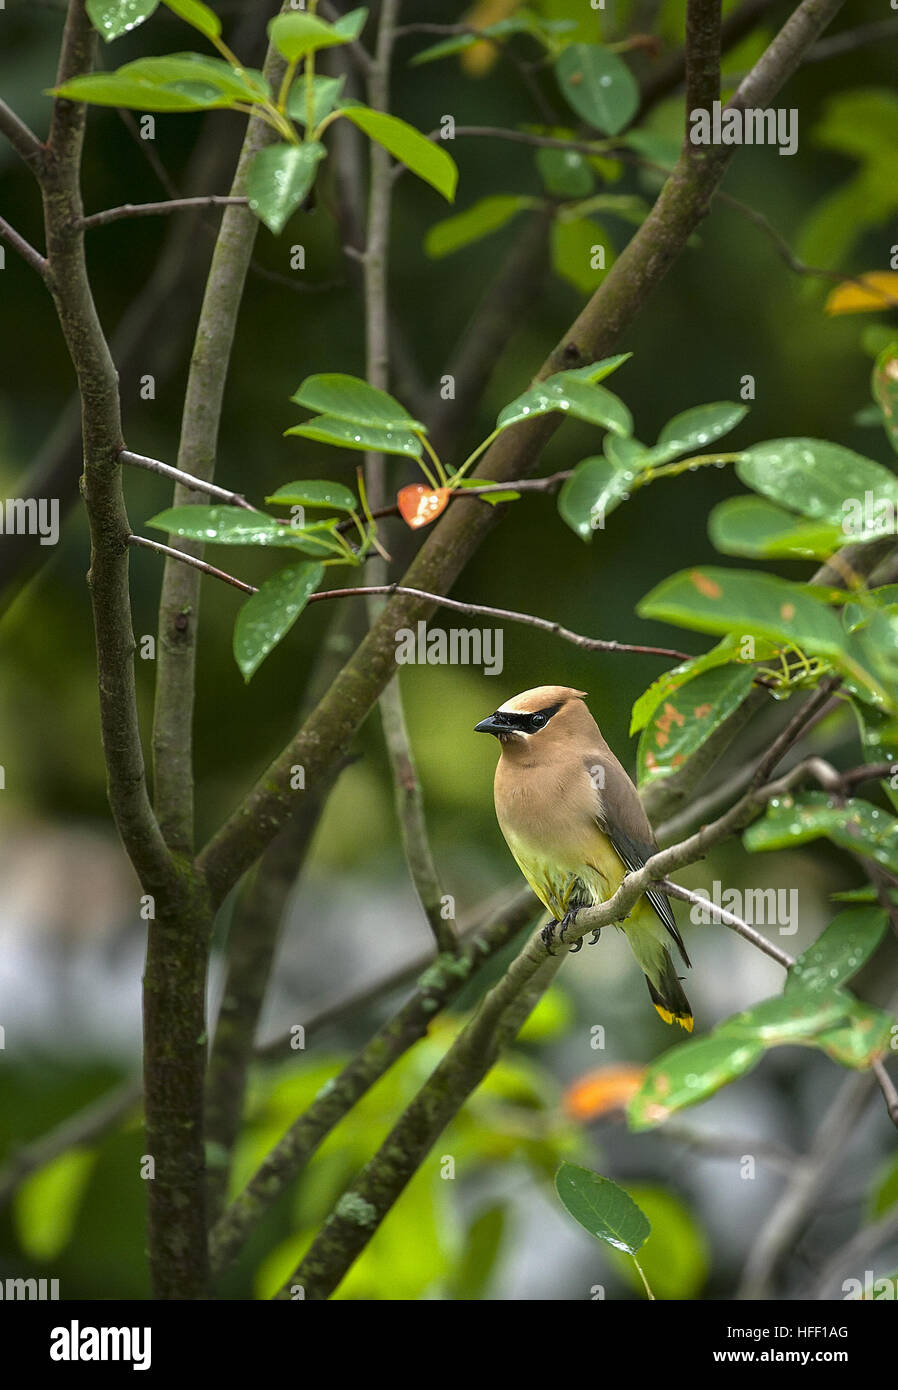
[588,752,691,969]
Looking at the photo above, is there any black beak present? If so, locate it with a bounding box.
[474,713,503,736]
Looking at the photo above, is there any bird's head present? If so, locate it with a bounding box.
[474,685,591,748]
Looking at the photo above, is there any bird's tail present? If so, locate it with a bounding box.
[626,910,694,1032]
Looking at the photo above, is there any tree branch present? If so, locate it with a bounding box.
[151,14,290,856]
[40,0,212,1301]
[0,97,46,174]
[193,0,850,912]
[209,888,537,1278]
[120,448,257,511]
[79,194,249,231]
[0,216,50,280]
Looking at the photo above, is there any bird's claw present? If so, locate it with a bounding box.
[588,928,602,946]
[540,921,557,955]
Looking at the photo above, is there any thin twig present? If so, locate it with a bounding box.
[79,195,249,231]
[0,217,50,280]
[128,535,257,595]
[0,98,46,173]
[661,879,795,969]
[120,449,258,511]
[871,1058,898,1128]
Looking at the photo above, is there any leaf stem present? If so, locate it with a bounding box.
[631,1254,656,1301]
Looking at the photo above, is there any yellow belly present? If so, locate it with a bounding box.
[502,825,627,921]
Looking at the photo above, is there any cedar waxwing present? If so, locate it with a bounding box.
[475,685,693,1030]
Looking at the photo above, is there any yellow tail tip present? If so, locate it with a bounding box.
[654,1004,694,1032]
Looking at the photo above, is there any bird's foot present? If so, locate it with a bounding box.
[540,920,557,955]
[588,927,602,946]
[559,908,582,952]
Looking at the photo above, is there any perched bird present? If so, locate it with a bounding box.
[475,684,693,1030]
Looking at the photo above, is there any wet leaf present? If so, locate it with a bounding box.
[233,562,324,680]
[555,1163,649,1253]
[555,44,638,136]
[637,663,755,787]
[247,142,325,235]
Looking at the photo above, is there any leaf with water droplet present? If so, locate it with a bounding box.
[247,142,325,236]
[87,0,159,43]
[785,906,888,997]
[234,562,324,681]
[555,44,638,136]
[286,415,422,458]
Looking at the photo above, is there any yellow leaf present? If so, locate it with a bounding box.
[461,0,519,76]
[825,272,898,316]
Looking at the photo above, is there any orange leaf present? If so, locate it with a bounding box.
[397,484,450,529]
[563,1064,647,1121]
[824,272,898,316]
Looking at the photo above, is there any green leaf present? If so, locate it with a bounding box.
[120,54,270,102]
[637,566,889,703]
[450,477,521,505]
[566,353,632,386]
[554,1163,650,1254]
[247,142,325,235]
[162,0,221,39]
[551,216,612,293]
[536,144,594,197]
[147,505,338,555]
[450,1205,507,1301]
[630,635,762,734]
[233,562,324,681]
[816,999,895,1068]
[637,663,755,786]
[87,0,159,42]
[266,480,357,511]
[332,7,368,42]
[849,700,898,810]
[709,496,843,560]
[49,71,234,110]
[715,991,849,1044]
[647,401,748,465]
[287,73,345,128]
[607,1187,709,1301]
[408,13,569,66]
[424,195,537,258]
[843,585,898,633]
[497,373,632,436]
[13,1150,97,1260]
[744,792,898,877]
[268,11,350,61]
[737,438,898,541]
[290,373,423,431]
[784,906,888,996]
[872,342,898,456]
[286,416,422,458]
[555,44,638,136]
[628,1036,766,1130]
[558,455,632,540]
[339,106,458,202]
[869,1153,898,1219]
